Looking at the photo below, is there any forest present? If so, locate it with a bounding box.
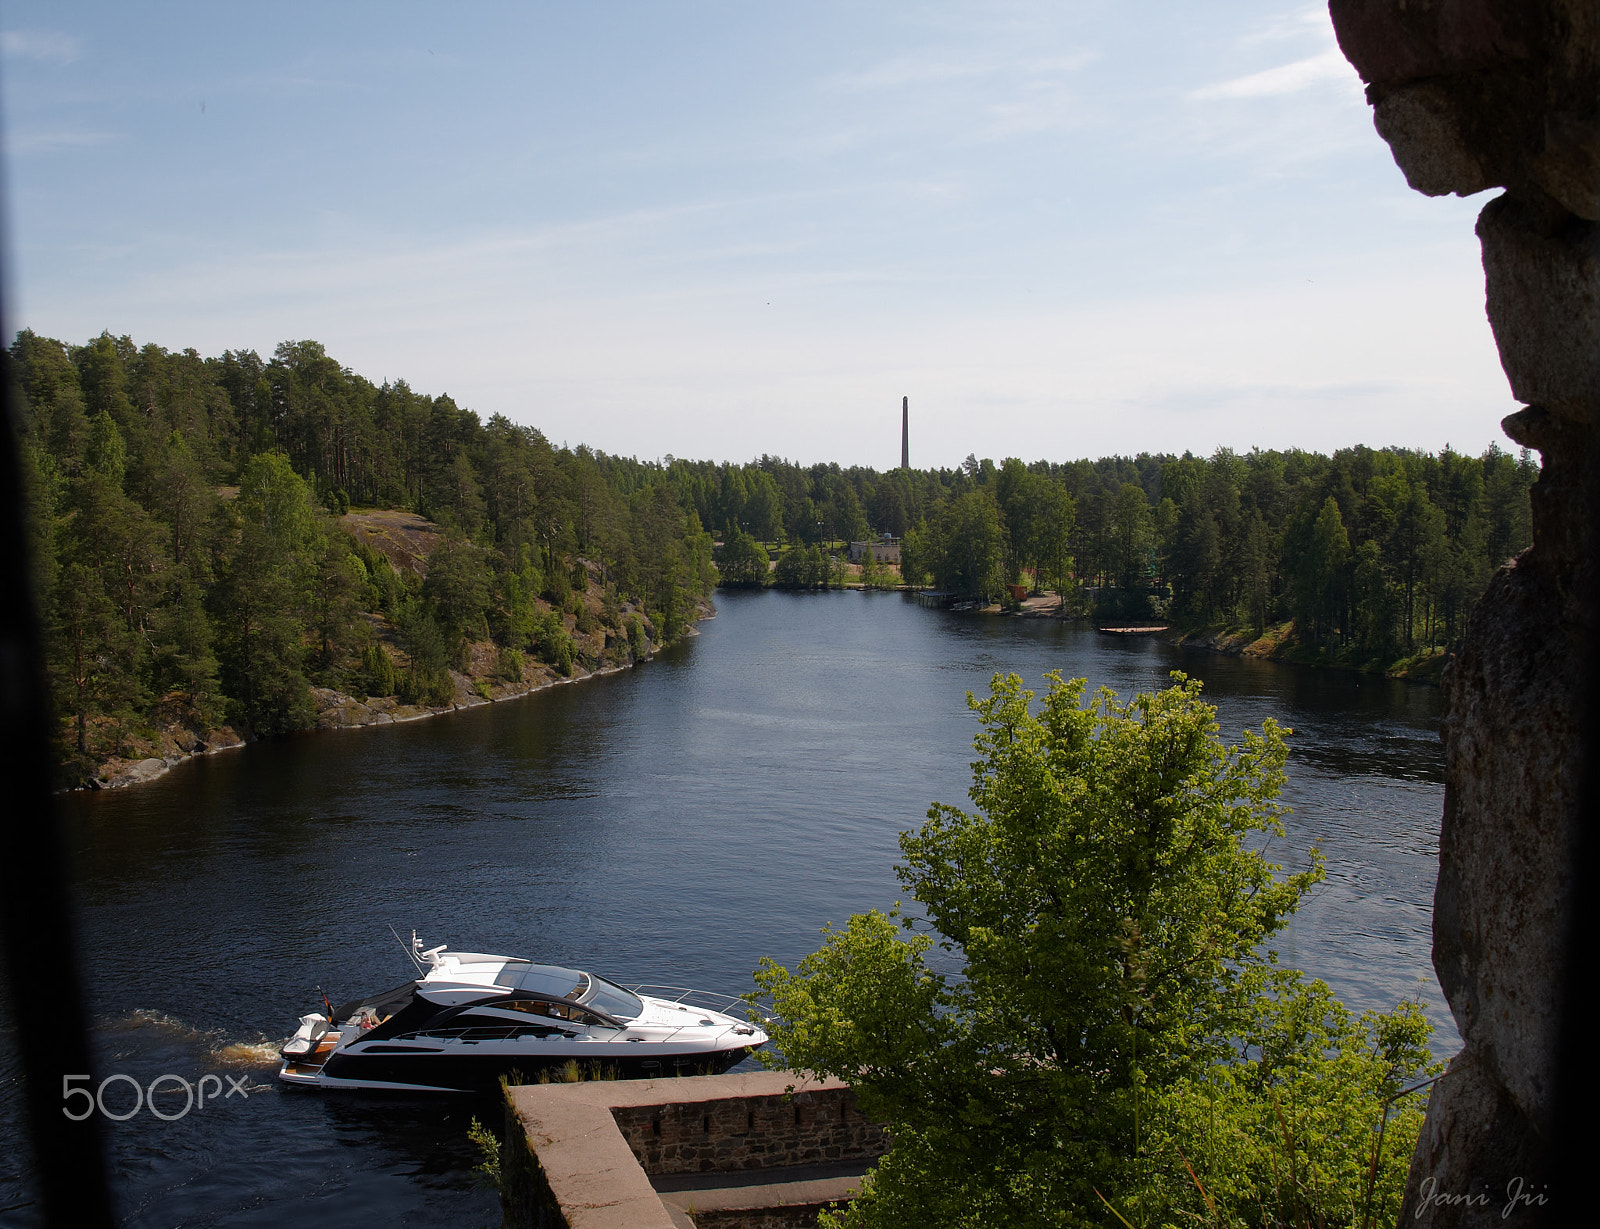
[670,434,1535,668]
[8,331,717,784]
[8,330,1536,782]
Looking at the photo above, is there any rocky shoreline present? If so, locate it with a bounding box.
[909,594,1447,683]
[1154,622,1448,683]
[86,607,710,791]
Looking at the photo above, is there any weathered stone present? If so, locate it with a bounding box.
[1327,3,1599,1222]
[203,727,243,752]
[1528,108,1600,221]
[1430,543,1576,1117]
[1479,199,1600,420]
[1372,81,1493,197]
[1402,1047,1551,1220]
[311,687,380,729]
[1332,1,1600,212]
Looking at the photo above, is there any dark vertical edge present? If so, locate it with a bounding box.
[1552,431,1600,1187]
[900,396,908,471]
[0,106,117,1226]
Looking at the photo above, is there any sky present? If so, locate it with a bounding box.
[1,1,1516,470]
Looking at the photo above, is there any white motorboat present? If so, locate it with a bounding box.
[277,937,768,1093]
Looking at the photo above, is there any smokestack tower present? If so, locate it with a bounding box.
[901,396,909,470]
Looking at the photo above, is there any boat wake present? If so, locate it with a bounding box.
[104,1010,288,1069]
[213,1038,287,1068]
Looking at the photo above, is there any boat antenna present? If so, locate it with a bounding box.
[392,924,426,974]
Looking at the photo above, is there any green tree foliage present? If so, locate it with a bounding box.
[773,544,827,589]
[1293,496,1351,647]
[9,331,724,778]
[856,545,897,590]
[716,527,771,587]
[84,410,127,488]
[49,560,130,759]
[897,523,932,588]
[422,535,494,660]
[1148,972,1438,1228]
[752,674,1430,1227]
[8,327,1537,776]
[213,453,318,733]
[393,599,455,705]
[358,641,399,699]
[527,609,577,676]
[908,489,1006,598]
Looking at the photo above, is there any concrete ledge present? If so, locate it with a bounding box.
[503,1072,886,1229]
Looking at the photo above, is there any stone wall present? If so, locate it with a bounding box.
[609,1083,886,1176]
[503,1073,888,1229]
[1328,2,1597,1223]
[688,1209,836,1229]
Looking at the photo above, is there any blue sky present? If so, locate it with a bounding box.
[2,1,1513,468]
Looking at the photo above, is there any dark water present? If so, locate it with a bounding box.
[1,591,1452,1226]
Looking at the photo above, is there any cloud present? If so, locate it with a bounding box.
[1190,48,1354,100]
[827,52,999,91]
[1,29,82,65]
[4,128,113,154]
[23,223,1501,468]
[1240,4,1335,46]
[825,47,1094,93]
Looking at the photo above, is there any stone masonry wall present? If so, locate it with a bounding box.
[610,1083,887,1176]
[689,1208,837,1229]
[503,1073,890,1229]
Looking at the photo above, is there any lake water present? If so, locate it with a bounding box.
[0,590,1452,1226]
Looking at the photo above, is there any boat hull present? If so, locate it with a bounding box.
[283,1041,754,1092]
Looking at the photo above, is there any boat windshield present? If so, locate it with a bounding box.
[580,975,643,1022]
[516,964,587,1000]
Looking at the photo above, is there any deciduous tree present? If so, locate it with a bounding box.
[752,673,1384,1228]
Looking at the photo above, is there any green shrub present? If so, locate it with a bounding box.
[359,642,398,698]
[394,600,455,705]
[543,563,571,606]
[467,1116,502,1191]
[529,609,577,676]
[496,646,525,682]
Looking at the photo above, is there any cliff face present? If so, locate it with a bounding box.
[1327,2,1597,1221]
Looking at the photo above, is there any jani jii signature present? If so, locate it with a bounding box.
[1415,1175,1549,1220]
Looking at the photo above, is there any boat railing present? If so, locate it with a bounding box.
[400,1022,569,1043]
[626,985,766,1024]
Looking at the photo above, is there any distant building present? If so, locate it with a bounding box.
[849,536,901,564]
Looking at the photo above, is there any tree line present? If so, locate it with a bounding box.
[9,328,1538,780]
[8,330,716,783]
[697,446,1534,661]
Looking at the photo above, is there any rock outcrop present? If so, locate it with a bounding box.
[1328,2,1597,1221]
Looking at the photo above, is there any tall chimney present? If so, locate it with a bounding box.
[901,396,909,470]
